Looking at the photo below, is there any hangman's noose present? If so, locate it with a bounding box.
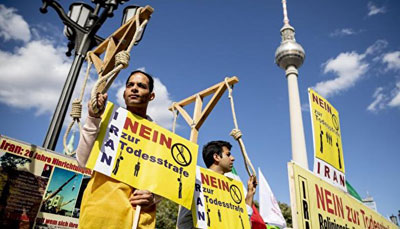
[224,77,256,178]
[63,7,149,156]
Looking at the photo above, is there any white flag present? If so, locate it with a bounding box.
[259,168,286,228]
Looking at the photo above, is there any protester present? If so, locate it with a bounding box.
[76,70,160,228]
[177,140,257,228]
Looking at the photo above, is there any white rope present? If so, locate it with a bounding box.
[63,7,149,156]
[63,54,93,156]
[171,103,179,134]
[224,77,256,178]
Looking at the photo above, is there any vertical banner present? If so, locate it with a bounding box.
[0,135,92,229]
[191,166,251,229]
[308,88,346,191]
[288,162,398,229]
[85,102,198,209]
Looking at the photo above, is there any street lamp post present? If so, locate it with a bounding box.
[40,0,136,150]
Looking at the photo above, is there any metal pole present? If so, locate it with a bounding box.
[40,0,109,151]
[42,29,93,150]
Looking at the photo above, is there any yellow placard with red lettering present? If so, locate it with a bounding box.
[308,88,346,191]
[288,162,397,229]
[191,166,250,229]
[85,102,198,209]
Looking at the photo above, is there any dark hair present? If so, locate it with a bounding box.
[126,70,154,92]
[202,141,232,168]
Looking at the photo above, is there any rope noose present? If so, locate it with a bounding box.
[63,8,148,156]
[224,77,256,178]
[90,7,149,114]
[63,54,93,156]
[171,102,179,134]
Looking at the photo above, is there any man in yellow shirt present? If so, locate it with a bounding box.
[76,70,160,228]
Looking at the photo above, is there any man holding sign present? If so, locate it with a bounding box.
[178,140,257,228]
[76,71,159,228]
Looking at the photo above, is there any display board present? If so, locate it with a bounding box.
[0,135,91,229]
[288,162,397,229]
[86,102,198,209]
[191,166,251,229]
[308,88,346,191]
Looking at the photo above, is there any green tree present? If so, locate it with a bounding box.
[278,201,292,228]
[156,198,179,229]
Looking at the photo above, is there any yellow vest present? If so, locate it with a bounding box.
[79,172,156,229]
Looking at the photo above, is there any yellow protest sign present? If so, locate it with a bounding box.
[85,102,198,209]
[288,162,397,229]
[308,88,346,191]
[191,166,250,229]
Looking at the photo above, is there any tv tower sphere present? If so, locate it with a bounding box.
[275,24,305,70]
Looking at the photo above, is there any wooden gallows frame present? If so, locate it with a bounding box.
[169,76,239,144]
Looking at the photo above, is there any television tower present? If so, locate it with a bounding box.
[275,0,308,169]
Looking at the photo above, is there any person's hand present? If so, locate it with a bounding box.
[247,175,257,195]
[245,175,257,206]
[129,189,156,211]
[88,93,108,118]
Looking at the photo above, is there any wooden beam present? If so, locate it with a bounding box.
[89,52,103,75]
[195,83,227,130]
[173,104,193,127]
[168,76,239,110]
[190,94,203,143]
[100,18,135,76]
[103,37,117,67]
[90,5,153,78]
[93,6,153,54]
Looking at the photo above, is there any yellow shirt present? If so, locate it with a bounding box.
[79,172,155,229]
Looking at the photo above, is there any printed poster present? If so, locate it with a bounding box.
[191,166,251,229]
[0,135,91,229]
[308,88,346,191]
[86,102,199,209]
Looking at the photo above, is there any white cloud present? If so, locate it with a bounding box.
[367,2,386,16]
[0,4,76,116]
[314,52,368,98]
[330,28,356,37]
[367,87,387,112]
[365,40,388,56]
[382,51,400,71]
[301,103,310,112]
[367,83,400,111]
[314,40,388,98]
[0,40,72,115]
[0,4,31,42]
[116,77,174,129]
[388,82,400,108]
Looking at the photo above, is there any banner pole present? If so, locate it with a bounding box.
[132,205,141,229]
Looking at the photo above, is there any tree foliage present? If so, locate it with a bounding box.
[156,198,179,229]
[153,198,293,228]
[278,201,292,228]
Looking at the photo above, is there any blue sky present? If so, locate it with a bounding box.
[0,0,399,219]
